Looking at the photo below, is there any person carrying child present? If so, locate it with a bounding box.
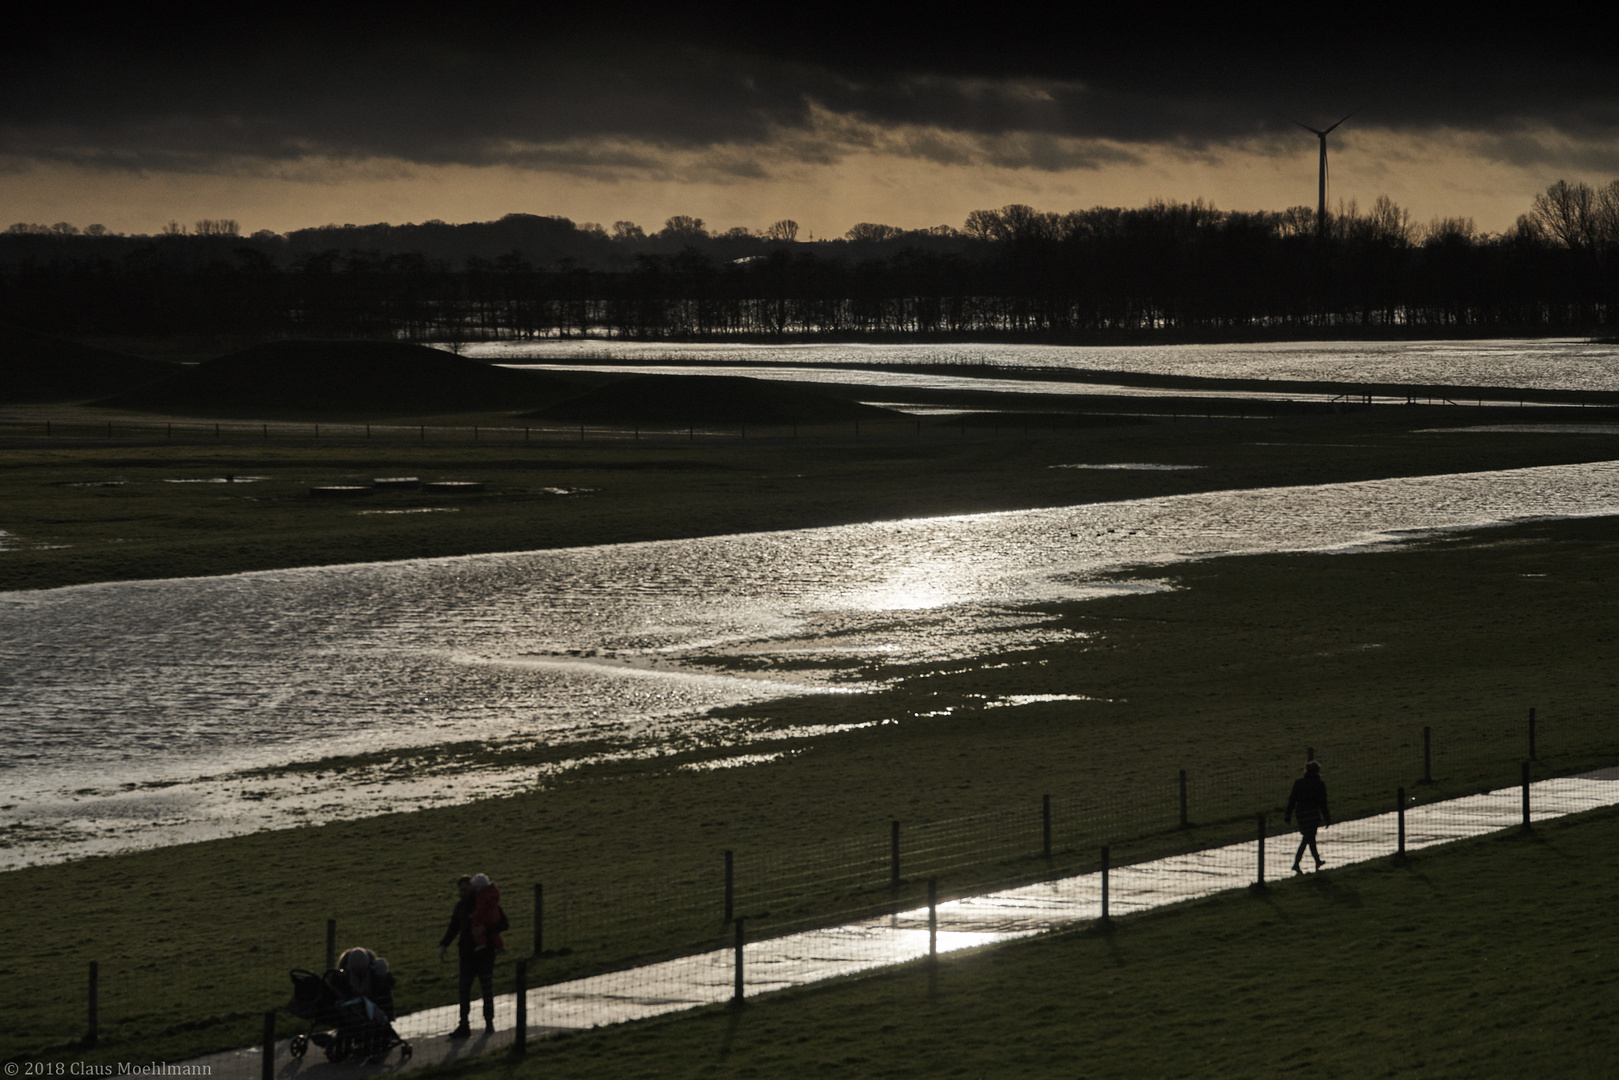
[438,872,509,1038]
[469,872,505,952]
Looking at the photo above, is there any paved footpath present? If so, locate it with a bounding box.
[193,769,1619,1077]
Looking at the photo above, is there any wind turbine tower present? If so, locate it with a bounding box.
[1288,110,1358,241]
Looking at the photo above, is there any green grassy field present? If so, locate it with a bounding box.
[431,805,1619,1080]
[3,511,1617,1066]
[2,394,1617,1070]
[2,401,1616,593]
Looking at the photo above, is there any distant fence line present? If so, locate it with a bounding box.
[9,414,1150,446]
[12,706,1610,1068]
[3,394,1600,448]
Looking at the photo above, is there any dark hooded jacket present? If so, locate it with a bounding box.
[1286,772,1330,830]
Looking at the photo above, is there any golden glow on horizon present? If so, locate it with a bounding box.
[0,124,1599,240]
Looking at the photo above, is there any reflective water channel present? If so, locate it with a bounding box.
[469,337,1619,395]
[4,460,1619,868]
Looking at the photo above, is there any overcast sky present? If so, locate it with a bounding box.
[4,5,1615,239]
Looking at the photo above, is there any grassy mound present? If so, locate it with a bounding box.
[0,325,177,403]
[95,339,585,415]
[527,373,901,424]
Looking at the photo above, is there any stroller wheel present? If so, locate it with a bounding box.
[324,1042,348,1063]
[289,1034,308,1059]
[400,1043,413,1062]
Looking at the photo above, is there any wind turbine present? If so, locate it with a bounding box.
[1284,109,1358,240]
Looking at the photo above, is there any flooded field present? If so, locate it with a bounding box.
[467,337,1619,394]
[4,460,1618,868]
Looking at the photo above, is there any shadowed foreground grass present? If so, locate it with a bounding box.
[436,807,1619,1080]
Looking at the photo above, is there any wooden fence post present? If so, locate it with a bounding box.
[261,1008,275,1080]
[928,878,938,960]
[1256,813,1266,888]
[87,960,98,1046]
[1522,761,1532,830]
[1100,846,1110,921]
[928,876,939,996]
[890,821,901,887]
[724,850,735,923]
[533,883,543,956]
[514,959,527,1054]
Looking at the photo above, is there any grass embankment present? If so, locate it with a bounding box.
[3,513,1617,1067]
[2,403,1616,593]
[434,806,1619,1080]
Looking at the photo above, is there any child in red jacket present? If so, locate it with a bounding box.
[469,873,505,951]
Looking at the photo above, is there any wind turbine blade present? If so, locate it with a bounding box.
[1321,107,1362,135]
[1280,112,1327,136]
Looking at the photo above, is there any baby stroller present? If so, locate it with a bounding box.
[285,961,413,1064]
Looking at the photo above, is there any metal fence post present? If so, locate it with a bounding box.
[1529,707,1537,761]
[733,918,746,1004]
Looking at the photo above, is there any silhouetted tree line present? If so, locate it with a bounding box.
[3,185,1615,342]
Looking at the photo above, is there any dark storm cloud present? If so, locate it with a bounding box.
[3,5,1614,174]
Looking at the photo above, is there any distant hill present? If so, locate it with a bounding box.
[0,325,178,403]
[525,373,901,425]
[97,339,586,414]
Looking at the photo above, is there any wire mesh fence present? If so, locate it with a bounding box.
[10,710,1615,1068]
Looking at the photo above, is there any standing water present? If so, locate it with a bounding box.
[3,461,1618,868]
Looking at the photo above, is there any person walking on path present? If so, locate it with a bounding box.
[439,874,499,1038]
[1285,761,1331,872]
